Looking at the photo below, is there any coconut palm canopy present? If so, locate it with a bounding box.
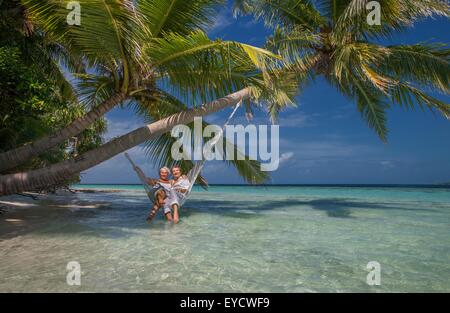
[234,0,450,141]
[0,0,299,184]
[0,0,304,195]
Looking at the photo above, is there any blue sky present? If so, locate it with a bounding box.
[81,4,450,185]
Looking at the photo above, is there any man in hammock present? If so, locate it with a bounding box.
[170,165,190,224]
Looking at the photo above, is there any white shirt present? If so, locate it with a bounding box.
[157,180,172,192]
[172,176,190,191]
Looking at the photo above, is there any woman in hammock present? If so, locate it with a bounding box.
[169,165,190,224]
[146,166,174,222]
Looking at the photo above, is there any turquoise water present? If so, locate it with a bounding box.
[1,185,450,292]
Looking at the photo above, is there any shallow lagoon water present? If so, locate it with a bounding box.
[1,185,449,292]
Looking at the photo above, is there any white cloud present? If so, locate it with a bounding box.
[202,162,227,174]
[277,111,316,128]
[380,160,396,170]
[273,136,387,172]
[279,151,294,163]
[103,117,145,141]
[209,7,234,33]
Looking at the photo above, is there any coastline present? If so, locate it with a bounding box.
[73,183,450,189]
[72,188,125,193]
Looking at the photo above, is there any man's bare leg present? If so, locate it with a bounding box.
[172,204,179,224]
[165,212,173,222]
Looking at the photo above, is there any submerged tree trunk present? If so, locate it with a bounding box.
[0,92,126,174]
[0,88,250,196]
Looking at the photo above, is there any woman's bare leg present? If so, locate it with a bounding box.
[172,204,179,224]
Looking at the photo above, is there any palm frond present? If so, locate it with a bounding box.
[316,0,353,22]
[328,61,389,141]
[148,30,279,69]
[138,0,224,37]
[354,82,389,142]
[333,0,449,41]
[28,39,81,102]
[20,0,70,42]
[383,43,450,94]
[250,68,302,122]
[390,82,450,119]
[332,42,396,92]
[22,0,150,87]
[267,25,321,54]
[146,30,283,103]
[265,25,323,74]
[75,73,116,108]
[233,0,325,30]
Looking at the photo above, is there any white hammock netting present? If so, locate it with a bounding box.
[125,100,242,208]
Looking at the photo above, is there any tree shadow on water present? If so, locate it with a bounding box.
[1,196,436,239]
[183,197,436,219]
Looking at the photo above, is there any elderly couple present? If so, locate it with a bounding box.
[146,165,190,223]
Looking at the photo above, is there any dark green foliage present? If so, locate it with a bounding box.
[0,46,105,182]
[0,0,105,186]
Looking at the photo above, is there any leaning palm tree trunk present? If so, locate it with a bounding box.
[0,92,126,174]
[0,88,250,196]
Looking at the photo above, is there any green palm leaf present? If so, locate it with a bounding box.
[390,82,450,119]
[234,0,325,30]
[383,43,450,94]
[138,0,224,37]
[75,73,117,108]
[146,30,283,104]
[333,0,449,41]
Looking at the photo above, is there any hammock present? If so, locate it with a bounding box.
[125,100,242,207]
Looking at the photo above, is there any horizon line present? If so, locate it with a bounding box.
[75,183,450,187]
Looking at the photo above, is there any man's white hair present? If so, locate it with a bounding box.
[160,166,170,173]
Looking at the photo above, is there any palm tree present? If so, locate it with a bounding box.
[0,0,299,195]
[0,0,283,173]
[0,85,297,195]
[234,0,450,140]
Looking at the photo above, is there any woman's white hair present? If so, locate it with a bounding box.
[159,166,170,173]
